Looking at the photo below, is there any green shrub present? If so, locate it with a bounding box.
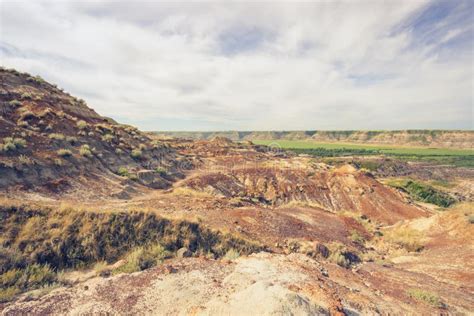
[115,148,123,155]
[131,148,142,159]
[66,136,78,144]
[117,167,129,177]
[2,137,26,152]
[155,167,167,176]
[79,144,92,157]
[14,138,27,148]
[48,133,65,141]
[101,134,114,142]
[8,100,21,107]
[388,180,456,208]
[407,289,443,307]
[468,215,474,224]
[350,230,366,245]
[76,120,88,130]
[57,149,72,157]
[27,75,45,84]
[20,92,32,100]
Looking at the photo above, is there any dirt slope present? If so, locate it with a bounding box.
[4,251,472,315]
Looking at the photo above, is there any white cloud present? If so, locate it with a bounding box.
[0,0,472,130]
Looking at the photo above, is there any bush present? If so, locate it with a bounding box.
[155,167,167,176]
[48,133,65,141]
[223,249,240,261]
[18,155,33,165]
[468,215,474,224]
[76,120,88,130]
[2,137,26,152]
[113,244,170,274]
[17,121,29,128]
[57,149,72,157]
[79,144,92,157]
[20,92,32,100]
[66,136,78,145]
[407,289,443,307]
[350,230,366,245]
[0,264,57,302]
[388,179,456,208]
[131,148,142,159]
[8,100,21,107]
[115,148,123,155]
[101,134,114,142]
[117,167,129,177]
[328,242,360,268]
[54,158,63,166]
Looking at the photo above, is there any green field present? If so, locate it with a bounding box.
[252,140,474,167]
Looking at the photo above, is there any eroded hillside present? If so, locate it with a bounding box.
[1,69,473,315]
[154,130,474,149]
[0,68,189,198]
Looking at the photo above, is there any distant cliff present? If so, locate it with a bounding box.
[152,130,474,149]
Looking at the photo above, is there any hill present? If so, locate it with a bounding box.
[0,67,187,198]
[153,130,474,149]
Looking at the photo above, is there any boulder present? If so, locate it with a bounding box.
[176,247,192,258]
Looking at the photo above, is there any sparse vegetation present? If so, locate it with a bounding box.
[387,179,456,207]
[113,244,171,274]
[407,289,443,308]
[0,204,262,302]
[350,230,366,245]
[0,263,58,303]
[327,242,360,268]
[384,226,424,252]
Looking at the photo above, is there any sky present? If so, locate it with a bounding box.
[0,0,473,131]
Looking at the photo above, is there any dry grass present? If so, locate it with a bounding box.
[383,226,424,252]
[407,289,443,308]
[172,187,213,198]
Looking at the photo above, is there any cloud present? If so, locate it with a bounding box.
[0,0,472,130]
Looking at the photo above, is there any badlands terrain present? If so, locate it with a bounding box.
[0,67,473,315]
